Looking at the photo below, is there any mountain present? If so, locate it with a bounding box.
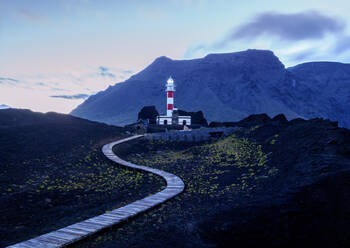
[71,49,350,127]
[0,104,10,109]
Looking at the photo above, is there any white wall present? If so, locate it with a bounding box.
[157,117,172,125]
[178,117,191,125]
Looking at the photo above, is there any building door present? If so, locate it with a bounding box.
[183,120,186,125]
[164,120,168,125]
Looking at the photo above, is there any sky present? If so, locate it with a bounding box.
[1,0,350,113]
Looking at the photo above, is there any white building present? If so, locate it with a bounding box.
[157,77,191,126]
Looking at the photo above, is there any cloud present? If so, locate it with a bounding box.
[289,48,318,61]
[2,65,133,113]
[17,8,44,22]
[226,11,344,44]
[99,66,109,72]
[184,10,350,63]
[0,77,19,82]
[98,66,116,78]
[184,44,208,58]
[35,82,47,86]
[122,70,134,74]
[334,35,350,54]
[0,77,19,85]
[101,72,115,78]
[50,94,89,100]
[51,87,70,92]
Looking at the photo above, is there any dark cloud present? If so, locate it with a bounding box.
[0,77,19,85]
[50,94,89,100]
[184,10,350,63]
[101,72,116,78]
[97,66,133,78]
[35,82,46,86]
[334,35,350,54]
[98,66,116,78]
[0,77,19,82]
[99,66,109,72]
[229,11,344,43]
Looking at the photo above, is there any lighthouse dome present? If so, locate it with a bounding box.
[167,77,174,84]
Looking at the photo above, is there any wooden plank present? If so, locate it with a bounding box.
[63,227,90,235]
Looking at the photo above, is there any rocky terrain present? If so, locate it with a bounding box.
[71,114,350,248]
[71,49,350,127]
[2,109,350,247]
[0,109,164,247]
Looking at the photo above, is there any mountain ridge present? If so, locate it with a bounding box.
[0,104,10,109]
[71,49,350,127]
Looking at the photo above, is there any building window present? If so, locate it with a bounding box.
[164,120,168,125]
[183,120,186,125]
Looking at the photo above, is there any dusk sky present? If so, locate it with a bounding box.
[1,0,350,113]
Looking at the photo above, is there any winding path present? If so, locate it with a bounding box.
[8,135,185,248]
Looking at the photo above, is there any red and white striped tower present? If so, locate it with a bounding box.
[166,77,175,117]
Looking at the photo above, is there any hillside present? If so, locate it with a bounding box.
[3,109,350,247]
[71,49,350,127]
[0,109,122,163]
[72,114,350,248]
[0,109,164,247]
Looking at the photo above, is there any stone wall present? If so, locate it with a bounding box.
[145,127,239,142]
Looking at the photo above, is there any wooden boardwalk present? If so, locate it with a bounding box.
[8,135,185,248]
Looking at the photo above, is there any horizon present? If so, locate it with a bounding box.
[1,0,350,113]
[0,48,335,114]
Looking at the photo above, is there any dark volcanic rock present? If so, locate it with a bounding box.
[87,115,350,248]
[137,106,159,124]
[209,113,272,128]
[0,109,166,247]
[272,113,288,123]
[236,113,272,127]
[177,110,208,126]
[197,117,350,248]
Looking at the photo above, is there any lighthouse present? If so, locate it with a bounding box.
[156,77,191,126]
[166,77,175,116]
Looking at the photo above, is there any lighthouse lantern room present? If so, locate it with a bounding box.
[157,77,191,126]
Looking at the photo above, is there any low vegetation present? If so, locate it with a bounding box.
[127,135,275,197]
[0,110,165,247]
[73,116,350,248]
[3,110,350,248]
[73,132,279,247]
